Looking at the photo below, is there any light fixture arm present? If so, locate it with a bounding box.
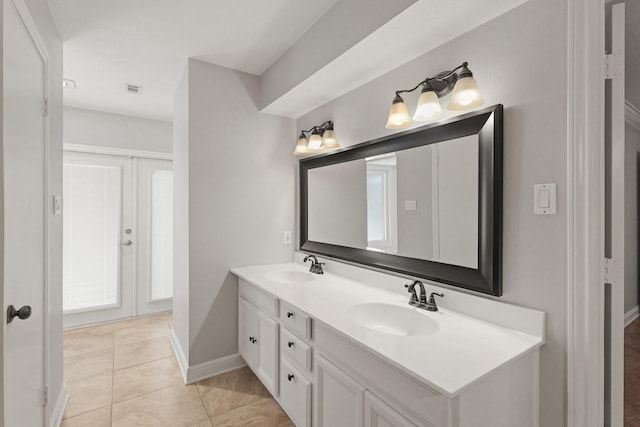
[299,120,334,136]
[394,62,471,98]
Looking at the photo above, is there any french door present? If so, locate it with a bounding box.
[63,152,173,328]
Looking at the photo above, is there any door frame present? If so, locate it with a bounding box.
[566,0,606,426]
[3,0,52,424]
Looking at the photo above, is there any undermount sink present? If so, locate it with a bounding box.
[264,270,316,284]
[349,303,439,337]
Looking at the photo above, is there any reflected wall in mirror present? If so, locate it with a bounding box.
[307,136,479,269]
[300,105,503,296]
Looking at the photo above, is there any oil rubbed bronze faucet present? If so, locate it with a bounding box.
[304,255,325,274]
[405,280,444,311]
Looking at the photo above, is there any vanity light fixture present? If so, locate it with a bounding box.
[385,62,484,129]
[294,120,341,156]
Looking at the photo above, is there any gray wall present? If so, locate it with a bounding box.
[173,59,296,365]
[625,121,640,313]
[396,145,433,259]
[23,0,64,420]
[296,0,568,425]
[259,0,415,109]
[172,68,190,359]
[64,106,173,153]
[308,160,367,248]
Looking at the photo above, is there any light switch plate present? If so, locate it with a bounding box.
[404,200,417,211]
[283,231,292,245]
[53,195,62,215]
[534,183,557,214]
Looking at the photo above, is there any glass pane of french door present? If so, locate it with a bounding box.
[63,162,120,310]
[150,169,173,300]
[137,158,174,315]
[63,152,134,328]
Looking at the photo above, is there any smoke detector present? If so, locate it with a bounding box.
[126,83,142,94]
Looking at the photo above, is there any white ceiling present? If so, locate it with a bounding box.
[48,0,338,121]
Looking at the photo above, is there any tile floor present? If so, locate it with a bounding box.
[626,317,640,426]
[62,314,294,427]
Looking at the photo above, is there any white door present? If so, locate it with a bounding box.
[63,152,134,328]
[316,356,365,427]
[136,158,173,315]
[605,3,625,426]
[3,0,48,424]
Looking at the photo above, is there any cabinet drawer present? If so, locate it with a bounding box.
[280,301,312,339]
[239,279,278,318]
[280,358,312,427]
[281,327,312,372]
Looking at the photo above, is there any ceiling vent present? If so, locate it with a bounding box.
[126,83,142,94]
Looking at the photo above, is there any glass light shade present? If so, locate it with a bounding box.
[413,90,443,121]
[385,101,412,129]
[308,133,323,150]
[322,129,340,149]
[448,76,484,111]
[293,136,309,155]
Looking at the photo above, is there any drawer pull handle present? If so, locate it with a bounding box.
[287,374,294,381]
[288,341,294,348]
[287,312,294,318]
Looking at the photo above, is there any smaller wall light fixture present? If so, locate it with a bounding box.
[386,61,484,130]
[293,120,340,156]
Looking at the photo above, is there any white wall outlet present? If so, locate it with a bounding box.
[534,183,557,214]
[404,200,417,211]
[283,230,292,245]
[52,195,62,215]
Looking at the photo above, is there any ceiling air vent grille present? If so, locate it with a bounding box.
[126,83,142,94]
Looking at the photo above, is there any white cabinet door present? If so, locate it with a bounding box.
[364,391,418,427]
[255,310,279,395]
[238,297,255,366]
[280,358,312,427]
[317,355,365,427]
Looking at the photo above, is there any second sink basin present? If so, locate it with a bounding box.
[349,303,439,337]
[264,270,316,284]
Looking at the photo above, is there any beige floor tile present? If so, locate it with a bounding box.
[114,335,174,370]
[114,321,171,346]
[196,366,270,418]
[188,420,213,427]
[64,373,113,418]
[209,397,293,427]
[64,331,114,358]
[113,357,183,403]
[61,405,111,427]
[112,384,209,427]
[64,348,113,382]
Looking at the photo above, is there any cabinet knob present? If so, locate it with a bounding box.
[248,336,253,342]
[287,312,294,318]
[287,341,294,348]
[249,336,256,343]
[287,374,294,381]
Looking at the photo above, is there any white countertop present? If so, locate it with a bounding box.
[231,262,544,397]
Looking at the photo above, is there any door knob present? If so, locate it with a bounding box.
[7,305,31,324]
[120,240,132,246]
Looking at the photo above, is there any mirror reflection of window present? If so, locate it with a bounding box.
[366,154,398,253]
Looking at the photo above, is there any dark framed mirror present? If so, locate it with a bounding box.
[299,104,503,296]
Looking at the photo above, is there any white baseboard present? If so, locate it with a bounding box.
[49,383,68,427]
[185,353,246,384]
[625,306,639,327]
[169,327,189,383]
[169,327,246,384]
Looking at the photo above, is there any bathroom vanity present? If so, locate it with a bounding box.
[232,260,544,427]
